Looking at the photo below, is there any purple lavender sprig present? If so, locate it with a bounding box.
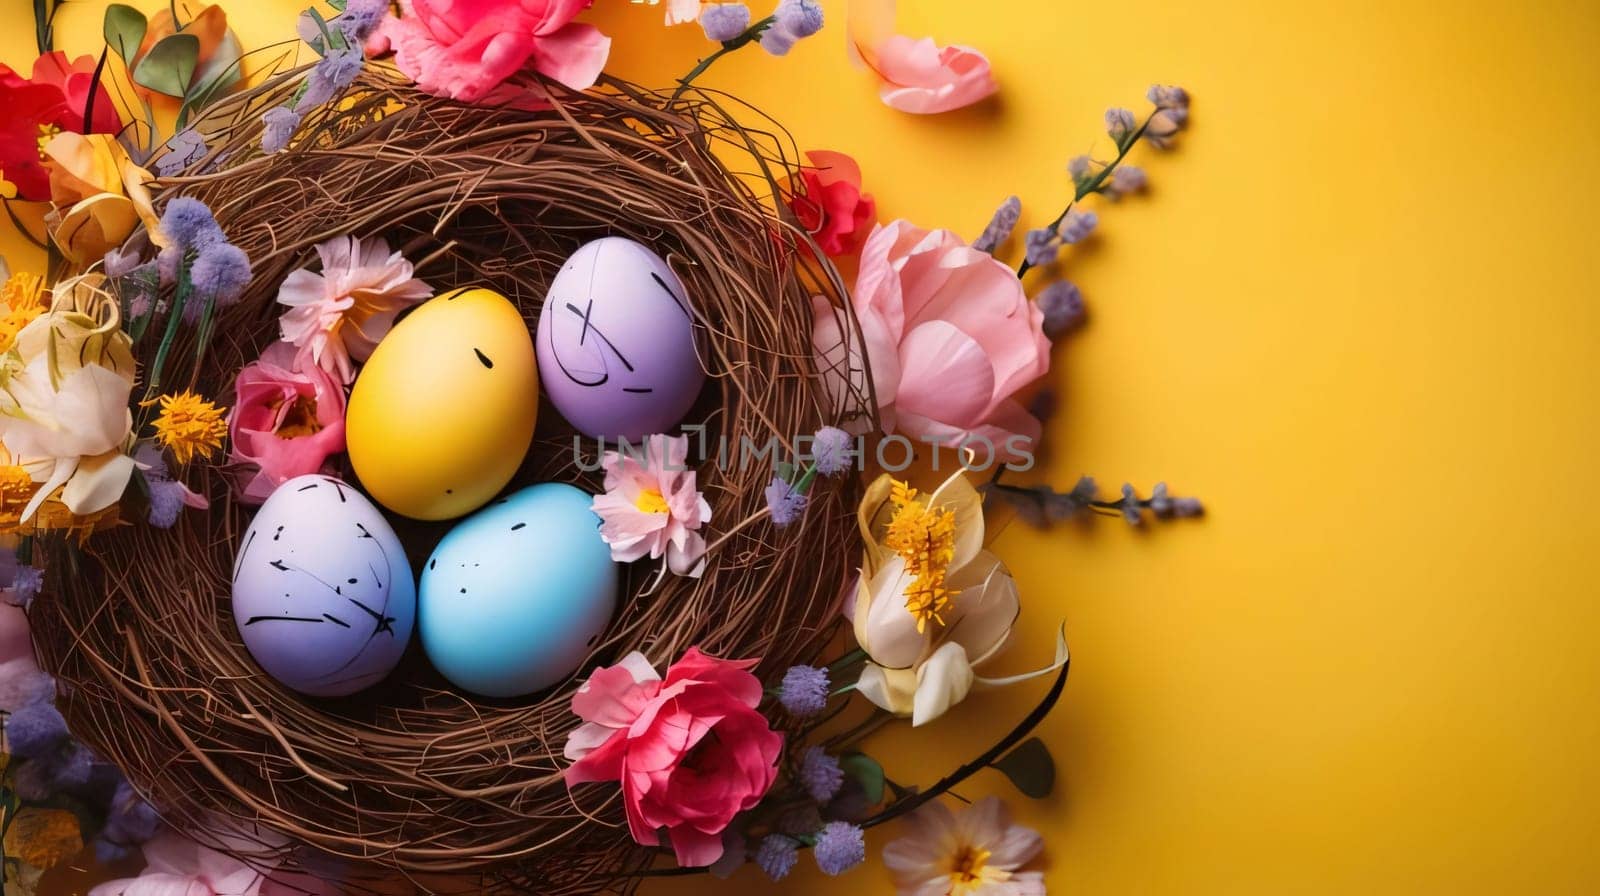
[987,476,1203,526]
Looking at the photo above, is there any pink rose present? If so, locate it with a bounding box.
[564,648,783,867]
[227,342,348,503]
[848,0,997,114]
[793,149,876,258]
[379,0,610,103]
[812,220,1050,460]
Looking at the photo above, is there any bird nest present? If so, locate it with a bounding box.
[30,67,866,894]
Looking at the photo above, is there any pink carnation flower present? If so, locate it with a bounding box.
[591,434,712,577]
[378,0,611,103]
[276,235,433,385]
[227,342,349,503]
[564,648,783,868]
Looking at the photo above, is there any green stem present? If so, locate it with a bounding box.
[670,16,776,103]
[142,255,192,406]
[1016,112,1155,278]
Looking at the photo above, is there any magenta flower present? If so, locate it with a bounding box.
[591,434,713,577]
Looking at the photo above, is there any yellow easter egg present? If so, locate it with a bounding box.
[347,287,538,520]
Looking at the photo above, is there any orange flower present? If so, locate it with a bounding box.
[43,132,160,263]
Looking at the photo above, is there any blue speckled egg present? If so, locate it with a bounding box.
[418,483,617,697]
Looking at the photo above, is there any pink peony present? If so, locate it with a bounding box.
[564,648,783,868]
[276,235,433,385]
[591,434,712,577]
[227,342,348,503]
[848,0,997,114]
[89,829,340,896]
[378,0,610,103]
[812,220,1050,461]
[793,149,876,258]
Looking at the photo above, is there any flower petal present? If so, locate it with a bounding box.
[911,641,974,726]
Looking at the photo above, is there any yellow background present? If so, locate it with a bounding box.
[6,0,1600,892]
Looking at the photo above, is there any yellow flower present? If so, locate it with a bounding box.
[0,270,49,354]
[881,480,960,632]
[42,132,160,264]
[151,391,228,465]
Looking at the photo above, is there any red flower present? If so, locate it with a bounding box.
[0,52,122,201]
[792,149,877,258]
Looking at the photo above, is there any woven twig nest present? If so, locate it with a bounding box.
[31,67,865,893]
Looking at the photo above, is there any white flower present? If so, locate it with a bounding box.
[884,797,1047,896]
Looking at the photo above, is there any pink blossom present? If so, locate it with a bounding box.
[847,0,997,114]
[227,342,348,503]
[564,648,783,868]
[590,434,712,577]
[276,235,432,385]
[377,0,610,103]
[812,220,1050,461]
[883,797,1046,896]
[88,830,341,896]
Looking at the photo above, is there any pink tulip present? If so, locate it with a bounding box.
[227,342,348,503]
[378,0,610,103]
[848,0,997,114]
[812,220,1050,461]
[564,648,783,868]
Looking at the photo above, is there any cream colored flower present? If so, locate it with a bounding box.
[0,276,136,520]
[853,469,1064,726]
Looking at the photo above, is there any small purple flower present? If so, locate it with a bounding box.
[96,778,161,860]
[813,821,865,876]
[103,244,143,278]
[1067,154,1092,180]
[1057,209,1097,244]
[1105,106,1136,145]
[1108,164,1147,197]
[147,479,187,529]
[972,195,1021,254]
[759,24,798,55]
[798,746,845,803]
[1036,280,1085,337]
[262,106,302,155]
[338,0,390,42]
[1172,496,1204,517]
[811,426,854,476]
[699,3,751,42]
[188,242,252,313]
[778,664,829,715]
[765,476,808,526]
[158,197,224,251]
[4,700,70,759]
[1023,227,1059,267]
[5,564,44,607]
[1148,482,1172,516]
[299,46,363,111]
[1147,84,1190,110]
[774,0,824,38]
[155,129,208,177]
[1145,86,1190,149]
[1119,483,1143,525]
[14,744,94,800]
[754,834,799,881]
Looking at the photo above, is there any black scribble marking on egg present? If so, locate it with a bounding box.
[511,522,526,531]
[651,271,692,319]
[269,560,290,571]
[233,530,257,583]
[445,489,454,495]
[443,287,471,301]
[586,633,599,647]
[367,562,383,590]
[297,482,318,491]
[554,299,639,388]
[347,577,358,584]
[272,526,284,542]
[496,498,508,504]
[245,615,323,625]
[355,523,374,539]
[332,481,347,502]
[323,614,351,628]
[429,558,437,570]
[474,348,494,369]
[622,387,653,394]
[347,598,396,636]
[335,585,342,595]
[459,588,467,594]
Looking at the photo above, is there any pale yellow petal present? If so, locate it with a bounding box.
[942,550,1020,663]
[857,472,896,574]
[928,468,985,570]
[61,450,134,515]
[861,555,932,668]
[912,641,975,726]
[857,662,918,717]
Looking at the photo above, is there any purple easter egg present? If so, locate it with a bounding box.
[536,237,705,441]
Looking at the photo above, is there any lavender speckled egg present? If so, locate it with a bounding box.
[536,237,704,441]
[231,474,416,697]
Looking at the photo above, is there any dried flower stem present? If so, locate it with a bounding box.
[1016,110,1155,278]
[672,15,777,102]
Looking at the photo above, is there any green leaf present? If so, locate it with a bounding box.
[303,7,345,55]
[131,33,198,97]
[839,752,886,805]
[991,737,1055,799]
[103,4,147,63]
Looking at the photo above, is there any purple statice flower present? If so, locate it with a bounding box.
[4,564,44,607]
[774,0,824,38]
[1035,280,1085,337]
[262,107,302,155]
[1023,227,1059,267]
[95,778,162,862]
[1172,496,1204,517]
[754,834,798,881]
[1119,483,1143,525]
[765,476,808,526]
[798,746,845,803]
[1108,164,1147,197]
[298,46,364,111]
[1067,154,1092,181]
[1148,481,1172,516]
[4,700,69,759]
[972,195,1021,254]
[811,426,854,476]
[1057,209,1098,244]
[338,0,390,42]
[699,3,751,42]
[159,198,224,252]
[155,129,208,177]
[1145,84,1190,148]
[1105,106,1136,145]
[0,664,55,713]
[188,243,252,313]
[759,25,798,55]
[813,821,865,876]
[14,744,94,800]
[147,480,187,529]
[778,664,829,715]
[1148,84,1190,110]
